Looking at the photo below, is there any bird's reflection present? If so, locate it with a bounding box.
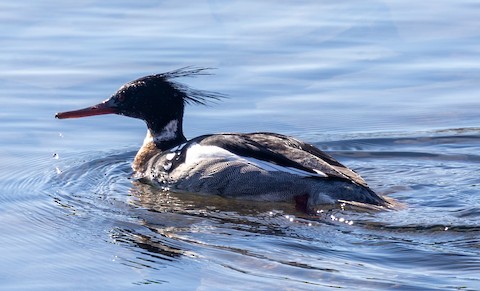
[110,181,301,266]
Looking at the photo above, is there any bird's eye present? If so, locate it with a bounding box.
[117,94,126,102]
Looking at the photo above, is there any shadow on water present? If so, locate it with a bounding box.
[40,130,480,289]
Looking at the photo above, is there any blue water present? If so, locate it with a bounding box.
[1,1,479,290]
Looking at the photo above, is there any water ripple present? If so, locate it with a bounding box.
[10,131,479,290]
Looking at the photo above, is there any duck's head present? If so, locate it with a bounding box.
[56,67,223,149]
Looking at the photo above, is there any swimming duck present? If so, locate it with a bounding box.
[56,67,391,212]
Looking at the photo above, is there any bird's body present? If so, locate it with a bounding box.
[56,68,392,212]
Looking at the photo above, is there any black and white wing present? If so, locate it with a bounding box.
[180,132,371,188]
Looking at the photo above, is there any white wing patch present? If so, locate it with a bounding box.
[184,143,327,178]
[184,144,237,163]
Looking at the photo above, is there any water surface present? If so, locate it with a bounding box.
[1,1,479,290]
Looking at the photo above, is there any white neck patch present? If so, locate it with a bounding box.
[152,120,179,143]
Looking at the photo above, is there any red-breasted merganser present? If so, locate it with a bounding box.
[56,67,392,212]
